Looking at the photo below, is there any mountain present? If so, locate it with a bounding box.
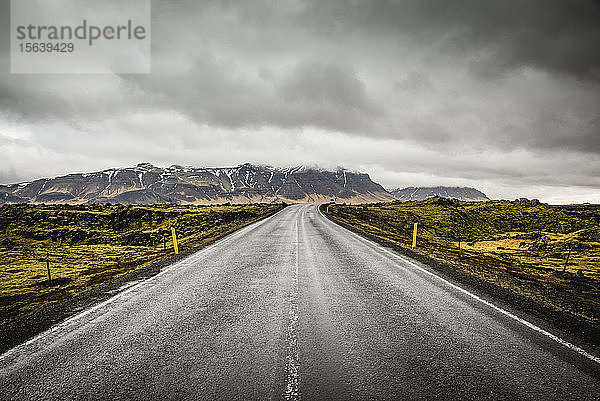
[391,186,489,201]
[0,163,395,205]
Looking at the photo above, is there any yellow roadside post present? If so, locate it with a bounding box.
[171,227,179,254]
[412,222,418,248]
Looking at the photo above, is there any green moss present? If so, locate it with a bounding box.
[0,203,284,324]
[325,198,600,324]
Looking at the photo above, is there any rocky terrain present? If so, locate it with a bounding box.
[0,163,395,205]
[391,186,489,201]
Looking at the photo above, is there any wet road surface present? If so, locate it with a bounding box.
[1,204,599,400]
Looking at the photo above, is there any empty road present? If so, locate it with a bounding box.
[1,204,599,400]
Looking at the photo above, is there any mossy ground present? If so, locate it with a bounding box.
[325,198,600,325]
[0,203,284,324]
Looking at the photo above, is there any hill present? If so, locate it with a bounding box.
[0,163,395,205]
[391,186,489,201]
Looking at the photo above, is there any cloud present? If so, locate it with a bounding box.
[0,0,599,203]
[292,0,600,81]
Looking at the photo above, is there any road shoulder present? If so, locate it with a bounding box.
[0,205,287,355]
[319,204,600,355]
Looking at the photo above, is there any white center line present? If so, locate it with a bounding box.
[285,213,301,400]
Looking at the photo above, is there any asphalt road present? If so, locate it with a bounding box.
[1,204,599,400]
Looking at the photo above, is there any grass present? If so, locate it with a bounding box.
[0,203,285,325]
[324,198,600,326]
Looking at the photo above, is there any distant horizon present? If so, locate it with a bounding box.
[1,161,598,205]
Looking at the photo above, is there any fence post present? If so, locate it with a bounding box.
[563,246,572,272]
[46,251,52,284]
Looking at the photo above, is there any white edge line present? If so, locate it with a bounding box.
[0,206,289,363]
[317,205,600,366]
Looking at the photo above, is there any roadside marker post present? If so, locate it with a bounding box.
[171,227,179,255]
[412,222,418,248]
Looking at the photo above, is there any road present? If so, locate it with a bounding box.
[1,204,599,400]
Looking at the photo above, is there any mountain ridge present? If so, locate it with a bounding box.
[391,186,489,201]
[0,163,395,205]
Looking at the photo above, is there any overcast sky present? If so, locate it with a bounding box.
[1,0,599,203]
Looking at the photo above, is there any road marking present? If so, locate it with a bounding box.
[317,205,600,366]
[0,207,289,367]
[285,213,301,400]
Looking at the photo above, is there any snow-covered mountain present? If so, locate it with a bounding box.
[0,163,395,205]
[391,186,489,201]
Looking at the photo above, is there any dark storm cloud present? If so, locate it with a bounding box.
[3,0,599,138]
[278,63,379,116]
[293,0,600,81]
[127,57,382,134]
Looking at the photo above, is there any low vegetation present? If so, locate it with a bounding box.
[0,203,284,325]
[324,198,600,326]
